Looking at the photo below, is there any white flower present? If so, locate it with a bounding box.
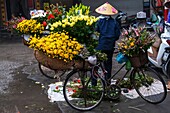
[30,9,46,18]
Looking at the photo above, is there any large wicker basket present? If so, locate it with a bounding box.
[128,51,148,68]
[34,50,90,70]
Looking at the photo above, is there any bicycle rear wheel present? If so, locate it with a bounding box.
[130,67,167,104]
[39,63,66,79]
[63,69,105,111]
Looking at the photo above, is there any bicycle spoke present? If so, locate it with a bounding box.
[63,70,105,111]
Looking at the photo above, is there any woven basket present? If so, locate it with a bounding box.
[128,51,148,68]
[34,50,90,70]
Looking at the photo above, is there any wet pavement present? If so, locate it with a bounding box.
[0,34,170,113]
[0,35,61,113]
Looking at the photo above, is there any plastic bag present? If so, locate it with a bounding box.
[125,60,131,70]
[116,52,128,64]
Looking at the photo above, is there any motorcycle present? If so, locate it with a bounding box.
[115,10,137,29]
[116,11,149,30]
[147,22,170,77]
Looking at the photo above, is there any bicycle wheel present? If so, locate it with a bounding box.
[63,69,105,111]
[106,84,121,100]
[39,63,66,79]
[130,67,167,104]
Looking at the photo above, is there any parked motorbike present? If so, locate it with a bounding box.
[147,22,170,77]
[116,11,149,30]
[115,10,137,29]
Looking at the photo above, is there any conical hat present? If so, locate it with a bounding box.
[95,2,118,15]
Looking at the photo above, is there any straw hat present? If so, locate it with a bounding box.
[164,0,170,8]
[95,2,118,15]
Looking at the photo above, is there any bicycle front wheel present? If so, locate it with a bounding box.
[63,69,105,111]
[130,67,167,104]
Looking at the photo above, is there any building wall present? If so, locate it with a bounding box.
[0,0,144,26]
[0,0,6,26]
[82,0,143,16]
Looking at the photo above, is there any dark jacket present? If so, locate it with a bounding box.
[96,16,120,50]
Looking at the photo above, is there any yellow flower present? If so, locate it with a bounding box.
[130,42,134,47]
[64,54,69,59]
[124,46,128,49]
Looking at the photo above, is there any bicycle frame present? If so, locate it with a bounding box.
[92,62,131,86]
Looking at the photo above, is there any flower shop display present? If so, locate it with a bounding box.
[13,3,107,71]
[117,26,155,67]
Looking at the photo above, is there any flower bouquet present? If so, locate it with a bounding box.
[16,19,45,36]
[66,3,90,16]
[5,16,25,33]
[50,15,98,44]
[117,26,155,67]
[30,4,66,29]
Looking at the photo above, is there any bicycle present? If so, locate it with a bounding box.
[63,52,167,111]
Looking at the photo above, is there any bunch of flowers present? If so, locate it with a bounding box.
[28,32,83,62]
[66,3,90,16]
[50,15,98,44]
[45,4,66,25]
[30,4,66,28]
[16,19,44,35]
[5,16,25,32]
[118,26,155,56]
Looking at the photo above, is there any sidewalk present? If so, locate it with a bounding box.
[57,94,170,113]
[0,34,169,113]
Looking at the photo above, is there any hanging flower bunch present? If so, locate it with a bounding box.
[16,19,44,35]
[118,26,155,56]
[50,15,98,44]
[28,32,84,62]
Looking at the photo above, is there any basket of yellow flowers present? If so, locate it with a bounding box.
[29,32,90,70]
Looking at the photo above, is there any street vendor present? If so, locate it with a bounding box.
[93,2,121,85]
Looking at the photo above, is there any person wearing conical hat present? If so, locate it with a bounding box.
[92,2,120,85]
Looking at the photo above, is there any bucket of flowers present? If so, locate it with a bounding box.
[117,26,155,68]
